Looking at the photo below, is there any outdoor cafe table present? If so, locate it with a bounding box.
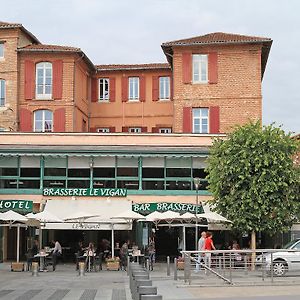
[34,252,49,271]
[83,252,96,272]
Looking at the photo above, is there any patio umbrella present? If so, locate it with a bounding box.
[111,210,145,221]
[178,212,196,221]
[26,211,64,249]
[159,211,181,223]
[63,211,99,222]
[197,211,232,223]
[0,210,28,262]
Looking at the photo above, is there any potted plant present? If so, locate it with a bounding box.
[106,257,120,271]
[177,256,185,270]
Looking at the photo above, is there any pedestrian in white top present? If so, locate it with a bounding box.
[196,231,206,272]
[51,240,62,271]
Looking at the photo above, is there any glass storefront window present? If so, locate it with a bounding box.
[67,180,90,188]
[93,167,115,178]
[117,180,139,190]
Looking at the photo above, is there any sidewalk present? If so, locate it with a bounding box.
[1,262,300,300]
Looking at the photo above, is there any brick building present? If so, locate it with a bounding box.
[0,21,273,262]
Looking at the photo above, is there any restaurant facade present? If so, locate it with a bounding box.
[0,21,272,261]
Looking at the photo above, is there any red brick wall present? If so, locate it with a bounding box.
[172,44,262,133]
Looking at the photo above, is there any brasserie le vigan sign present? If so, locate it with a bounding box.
[43,188,127,197]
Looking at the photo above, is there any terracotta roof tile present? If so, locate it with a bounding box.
[0,21,22,28]
[0,21,40,43]
[162,32,272,47]
[96,63,170,71]
[18,44,81,52]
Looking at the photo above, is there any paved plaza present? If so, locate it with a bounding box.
[1,262,300,300]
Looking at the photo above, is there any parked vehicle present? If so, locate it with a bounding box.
[256,239,300,276]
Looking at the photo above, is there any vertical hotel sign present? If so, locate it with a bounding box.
[43,188,127,197]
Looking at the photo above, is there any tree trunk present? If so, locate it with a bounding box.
[251,230,256,271]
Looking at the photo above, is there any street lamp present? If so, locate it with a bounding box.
[193,177,201,250]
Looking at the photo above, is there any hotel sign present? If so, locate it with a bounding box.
[43,188,127,197]
[0,200,33,212]
[132,202,204,215]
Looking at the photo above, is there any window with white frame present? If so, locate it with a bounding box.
[159,128,172,133]
[34,110,53,132]
[192,54,208,83]
[128,77,139,100]
[129,127,141,133]
[0,79,5,106]
[36,62,52,99]
[0,43,4,58]
[99,78,109,101]
[97,127,110,133]
[159,77,170,100]
[193,108,209,133]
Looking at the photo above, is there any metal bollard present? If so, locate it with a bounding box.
[174,258,177,280]
[32,262,39,277]
[167,256,170,276]
[78,261,85,277]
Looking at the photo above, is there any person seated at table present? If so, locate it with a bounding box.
[26,239,39,271]
[75,241,85,270]
[51,239,62,271]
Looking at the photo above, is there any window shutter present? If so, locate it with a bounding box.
[53,60,63,99]
[139,76,146,102]
[90,127,97,132]
[109,126,116,133]
[209,106,220,133]
[170,77,173,100]
[121,77,128,102]
[19,108,32,132]
[109,77,116,102]
[152,127,160,133]
[152,76,159,101]
[91,78,98,102]
[24,60,35,100]
[182,107,192,133]
[122,126,129,132]
[141,127,147,133]
[182,53,192,84]
[54,108,66,132]
[208,52,218,84]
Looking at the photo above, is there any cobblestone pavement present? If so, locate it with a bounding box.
[1,262,300,300]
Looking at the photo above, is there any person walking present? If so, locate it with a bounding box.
[195,231,206,272]
[120,241,129,271]
[204,231,215,272]
[148,236,156,271]
[51,239,62,271]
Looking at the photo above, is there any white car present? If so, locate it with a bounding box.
[256,239,300,276]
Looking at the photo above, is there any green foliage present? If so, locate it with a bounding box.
[207,121,300,234]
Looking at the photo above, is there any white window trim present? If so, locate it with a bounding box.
[192,108,209,134]
[0,79,5,107]
[97,127,110,133]
[33,110,53,132]
[36,62,52,100]
[159,128,172,134]
[128,77,139,101]
[159,77,170,100]
[0,43,4,59]
[128,127,142,133]
[192,54,208,84]
[99,78,110,101]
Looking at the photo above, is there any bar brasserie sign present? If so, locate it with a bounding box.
[43,188,127,197]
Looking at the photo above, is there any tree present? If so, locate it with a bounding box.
[207,122,300,250]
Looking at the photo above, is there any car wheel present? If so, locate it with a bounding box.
[272,261,288,276]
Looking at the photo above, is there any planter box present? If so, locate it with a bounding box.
[11,262,24,272]
[177,261,185,270]
[106,261,119,271]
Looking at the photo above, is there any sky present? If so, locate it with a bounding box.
[1,0,299,134]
